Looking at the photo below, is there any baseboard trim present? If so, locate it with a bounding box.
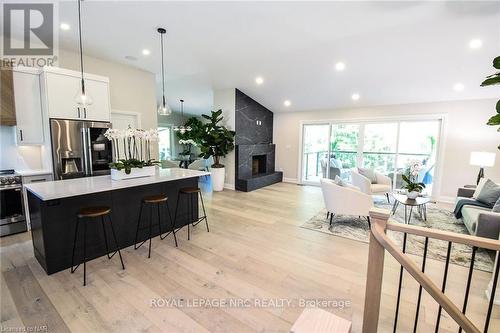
[224,183,235,191]
[283,177,298,184]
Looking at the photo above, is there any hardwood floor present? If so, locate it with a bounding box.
[1,182,498,332]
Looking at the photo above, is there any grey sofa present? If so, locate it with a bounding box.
[455,187,500,239]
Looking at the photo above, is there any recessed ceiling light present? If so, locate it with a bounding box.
[60,23,70,30]
[335,62,346,71]
[142,49,151,56]
[255,77,264,85]
[453,83,465,91]
[284,100,291,107]
[351,93,360,101]
[469,39,483,49]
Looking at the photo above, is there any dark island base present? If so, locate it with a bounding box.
[28,177,198,275]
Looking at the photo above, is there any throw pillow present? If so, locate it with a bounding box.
[473,178,488,199]
[493,196,500,213]
[334,175,360,191]
[358,167,377,184]
[476,179,500,207]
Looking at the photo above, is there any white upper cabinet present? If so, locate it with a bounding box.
[42,67,111,122]
[12,68,44,144]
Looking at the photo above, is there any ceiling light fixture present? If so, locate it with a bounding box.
[453,83,465,91]
[351,93,360,101]
[157,27,172,116]
[335,62,346,71]
[60,23,70,30]
[142,49,150,56]
[469,39,483,49]
[74,0,93,108]
[284,100,291,107]
[173,99,192,134]
[255,77,264,85]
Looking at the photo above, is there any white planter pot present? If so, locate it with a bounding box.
[407,191,419,199]
[111,165,156,180]
[211,167,225,191]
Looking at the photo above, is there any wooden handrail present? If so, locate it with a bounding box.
[363,208,485,333]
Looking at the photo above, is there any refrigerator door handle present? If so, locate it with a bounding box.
[81,127,89,176]
[86,128,93,176]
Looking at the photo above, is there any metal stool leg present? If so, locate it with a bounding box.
[101,216,111,258]
[83,218,87,286]
[160,200,178,247]
[70,217,80,273]
[134,202,144,249]
[148,204,153,258]
[107,214,125,270]
[199,191,209,232]
[187,193,191,240]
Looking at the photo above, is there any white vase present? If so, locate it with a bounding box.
[211,167,225,191]
[407,191,419,199]
[111,165,156,180]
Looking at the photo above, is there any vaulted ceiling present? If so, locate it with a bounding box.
[53,1,500,114]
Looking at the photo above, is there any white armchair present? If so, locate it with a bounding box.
[351,168,392,203]
[320,178,373,227]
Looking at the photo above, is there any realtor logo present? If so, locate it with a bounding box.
[3,3,53,55]
[1,2,58,67]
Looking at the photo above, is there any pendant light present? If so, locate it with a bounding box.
[74,0,93,107]
[157,28,172,116]
[173,99,191,134]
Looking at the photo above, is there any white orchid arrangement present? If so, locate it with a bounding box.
[104,127,159,173]
[402,159,425,193]
[178,139,197,156]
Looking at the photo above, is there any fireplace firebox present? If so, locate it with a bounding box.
[252,155,267,175]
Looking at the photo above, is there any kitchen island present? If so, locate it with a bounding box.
[25,168,209,275]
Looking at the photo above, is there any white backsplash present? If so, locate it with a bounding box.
[0,126,43,170]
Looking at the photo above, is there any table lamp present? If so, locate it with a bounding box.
[470,152,496,185]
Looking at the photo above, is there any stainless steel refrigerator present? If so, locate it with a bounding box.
[50,119,113,180]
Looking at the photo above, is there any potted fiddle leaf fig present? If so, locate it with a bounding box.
[481,55,500,150]
[198,109,235,191]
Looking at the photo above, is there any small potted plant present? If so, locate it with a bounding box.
[104,127,160,180]
[178,139,197,159]
[198,110,235,191]
[401,159,425,199]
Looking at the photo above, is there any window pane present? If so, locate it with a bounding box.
[302,124,330,182]
[158,127,171,160]
[363,153,396,175]
[363,123,398,153]
[330,124,359,169]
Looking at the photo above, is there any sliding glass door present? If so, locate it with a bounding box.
[300,119,441,196]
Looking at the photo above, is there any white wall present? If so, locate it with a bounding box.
[274,98,500,201]
[213,88,236,189]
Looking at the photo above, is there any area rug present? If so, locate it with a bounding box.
[301,197,494,272]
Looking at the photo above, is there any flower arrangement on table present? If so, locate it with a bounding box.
[401,159,426,199]
[179,139,197,157]
[104,126,160,176]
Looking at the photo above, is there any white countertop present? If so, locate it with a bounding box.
[16,169,53,177]
[24,168,209,201]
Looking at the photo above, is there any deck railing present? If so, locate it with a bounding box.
[363,208,500,333]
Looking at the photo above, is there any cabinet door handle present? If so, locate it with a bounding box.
[77,107,81,118]
[19,129,23,141]
[83,108,87,118]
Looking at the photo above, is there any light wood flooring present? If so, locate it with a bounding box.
[1,182,498,332]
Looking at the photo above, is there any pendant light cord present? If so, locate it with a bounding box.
[160,31,166,106]
[77,0,85,94]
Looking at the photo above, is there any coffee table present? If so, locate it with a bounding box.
[391,193,430,224]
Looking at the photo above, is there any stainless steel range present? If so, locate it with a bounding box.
[0,170,26,237]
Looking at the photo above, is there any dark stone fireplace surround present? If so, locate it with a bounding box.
[235,89,283,192]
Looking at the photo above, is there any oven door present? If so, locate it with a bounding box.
[0,186,27,236]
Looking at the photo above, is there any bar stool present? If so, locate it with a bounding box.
[71,206,125,286]
[134,194,178,258]
[174,187,209,240]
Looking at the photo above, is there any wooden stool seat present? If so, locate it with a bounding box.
[143,194,168,203]
[180,187,200,194]
[77,206,111,218]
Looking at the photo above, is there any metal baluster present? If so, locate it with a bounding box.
[458,246,477,333]
[393,232,408,333]
[413,237,429,333]
[484,250,500,333]
[435,241,452,333]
